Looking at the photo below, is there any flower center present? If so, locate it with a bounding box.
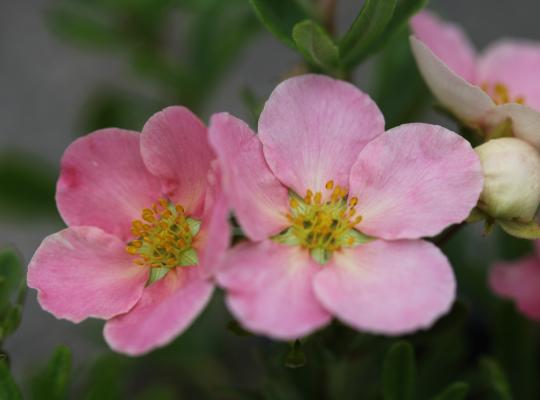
[126,198,200,274]
[274,180,370,264]
[480,82,525,105]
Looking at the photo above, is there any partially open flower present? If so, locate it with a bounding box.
[209,74,483,339]
[475,138,540,222]
[410,11,540,150]
[27,107,229,356]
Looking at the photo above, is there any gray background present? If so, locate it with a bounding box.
[1,0,539,378]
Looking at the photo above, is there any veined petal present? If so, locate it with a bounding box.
[411,10,477,82]
[56,129,163,240]
[141,106,214,215]
[104,267,213,356]
[216,241,331,340]
[259,74,384,197]
[410,36,494,124]
[313,240,455,335]
[209,113,289,241]
[349,123,483,240]
[27,226,148,323]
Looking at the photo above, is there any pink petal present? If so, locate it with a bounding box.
[27,226,148,323]
[56,129,163,240]
[140,106,214,215]
[410,37,494,123]
[216,241,331,340]
[478,40,540,110]
[483,103,540,150]
[196,163,231,277]
[410,11,477,82]
[349,123,483,240]
[258,74,384,197]
[209,113,290,241]
[313,240,455,335]
[490,257,540,320]
[104,267,213,356]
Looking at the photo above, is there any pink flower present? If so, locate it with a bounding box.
[209,74,484,339]
[27,107,229,356]
[410,11,540,150]
[490,241,540,320]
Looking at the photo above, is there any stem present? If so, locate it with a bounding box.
[319,0,337,35]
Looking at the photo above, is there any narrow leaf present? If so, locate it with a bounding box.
[0,249,24,306]
[431,382,469,400]
[480,358,513,400]
[382,341,416,400]
[31,346,72,400]
[339,0,397,67]
[249,0,310,48]
[292,20,340,73]
[0,361,23,400]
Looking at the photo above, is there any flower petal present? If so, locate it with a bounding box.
[490,257,540,320]
[56,129,163,240]
[410,11,477,82]
[209,113,289,241]
[216,241,331,340]
[313,240,455,335]
[483,103,540,150]
[478,40,540,110]
[259,74,384,197]
[27,226,148,323]
[140,106,214,215]
[196,163,231,277]
[104,267,213,356]
[410,36,494,123]
[350,123,483,240]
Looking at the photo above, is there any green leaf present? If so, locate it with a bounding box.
[431,382,469,400]
[147,267,170,286]
[0,249,24,307]
[0,151,57,220]
[498,219,540,239]
[382,341,416,400]
[339,0,396,67]
[249,0,311,48]
[292,20,340,73]
[0,361,23,400]
[284,340,306,369]
[31,346,72,400]
[480,358,513,400]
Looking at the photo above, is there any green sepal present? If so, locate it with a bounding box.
[179,248,199,266]
[272,228,300,246]
[341,229,375,247]
[498,219,540,239]
[310,247,331,265]
[487,117,513,140]
[284,340,306,369]
[292,20,341,74]
[466,207,488,224]
[186,218,202,236]
[430,382,469,400]
[147,267,169,286]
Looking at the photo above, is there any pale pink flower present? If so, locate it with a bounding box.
[209,74,483,339]
[27,107,229,356]
[410,11,540,150]
[490,241,540,320]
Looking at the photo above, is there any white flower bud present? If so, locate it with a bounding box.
[475,138,540,222]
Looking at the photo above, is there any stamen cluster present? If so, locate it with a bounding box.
[287,180,363,254]
[126,198,200,269]
[480,82,525,105]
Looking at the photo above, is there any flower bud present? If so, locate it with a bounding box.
[475,138,540,222]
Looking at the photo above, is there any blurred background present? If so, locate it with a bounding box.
[1,0,540,398]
